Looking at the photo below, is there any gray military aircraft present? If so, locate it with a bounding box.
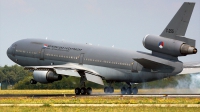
[7,2,198,95]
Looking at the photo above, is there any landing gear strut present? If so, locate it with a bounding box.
[75,71,92,95]
[120,82,138,95]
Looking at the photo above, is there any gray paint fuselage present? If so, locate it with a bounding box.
[7,38,183,83]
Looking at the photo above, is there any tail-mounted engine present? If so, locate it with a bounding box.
[143,35,197,57]
[33,70,62,83]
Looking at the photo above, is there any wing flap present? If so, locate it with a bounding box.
[85,73,104,85]
[134,58,174,72]
[55,69,80,77]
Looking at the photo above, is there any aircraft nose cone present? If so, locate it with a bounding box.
[7,47,12,59]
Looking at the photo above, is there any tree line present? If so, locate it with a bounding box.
[0,65,192,89]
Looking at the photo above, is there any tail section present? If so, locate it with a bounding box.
[160,2,195,39]
[143,2,197,57]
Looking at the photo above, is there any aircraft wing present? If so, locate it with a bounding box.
[24,63,104,85]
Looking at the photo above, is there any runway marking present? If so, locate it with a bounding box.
[0,104,200,107]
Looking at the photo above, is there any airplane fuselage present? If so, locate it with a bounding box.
[7,38,183,83]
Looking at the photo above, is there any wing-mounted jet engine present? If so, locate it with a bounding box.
[30,70,62,84]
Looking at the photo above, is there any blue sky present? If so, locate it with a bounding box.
[0,0,200,66]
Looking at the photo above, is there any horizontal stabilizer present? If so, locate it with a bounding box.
[134,58,174,72]
[179,68,200,75]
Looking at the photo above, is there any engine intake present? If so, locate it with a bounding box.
[143,35,197,56]
[33,70,62,83]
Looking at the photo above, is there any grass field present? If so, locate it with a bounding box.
[0,107,199,112]
[0,90,200,112]
[0,90,200,104]
[0,97,200,104]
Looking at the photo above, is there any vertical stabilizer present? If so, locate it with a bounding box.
[160,2,195,39]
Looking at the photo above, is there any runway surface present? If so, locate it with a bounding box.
[1,93,200,98]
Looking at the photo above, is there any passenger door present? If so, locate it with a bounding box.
[79,53,84,65]
[40,48,45,60]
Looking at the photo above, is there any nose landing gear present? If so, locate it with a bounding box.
[30,79,37,84]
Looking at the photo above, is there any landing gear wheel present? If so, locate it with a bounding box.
[121,87,126,95]
[132,87,138,95]
[86,87,92,95]
[104,86,114,93]
[110,87,114,93]
[75,87,81,95]
[126,87,132,95]
[81,87,87,95]
[30,79,37,84]
[104,87,109,93]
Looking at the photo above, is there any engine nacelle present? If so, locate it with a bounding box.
[33,71,62,83]
[143,35,197,56]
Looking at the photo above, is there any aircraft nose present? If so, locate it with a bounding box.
[7,47,12,58]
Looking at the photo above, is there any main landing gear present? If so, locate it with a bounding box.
[104,81,114,94]
[121,82,138,95]
[75,71,93,95]
[75,87,92,95]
